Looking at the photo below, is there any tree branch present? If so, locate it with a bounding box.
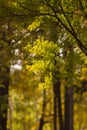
[78,0,86,17]
[43,0,87,55]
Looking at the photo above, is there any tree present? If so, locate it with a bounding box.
[0,25,12,130]
[2,0,87,55]
[0,1,87,130]
[0,22,29,130]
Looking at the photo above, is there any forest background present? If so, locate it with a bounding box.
[0,0,87,130]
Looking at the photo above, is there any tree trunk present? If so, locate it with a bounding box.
[0,67,10,130]
[64,43,74,130]
[38,90,46,130]
[53,96,57,130]
[53,78,64,130]
[64,86,74,130]
[38,118,44,130]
